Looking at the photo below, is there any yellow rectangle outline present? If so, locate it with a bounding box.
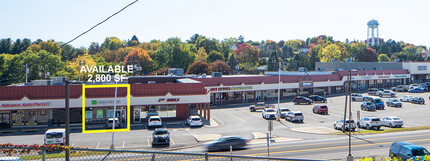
[82,83,131,133]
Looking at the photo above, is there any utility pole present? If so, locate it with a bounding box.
[110,81,118,149]
[347,70,354,161]
[25,64,28,83]
[342,72,349,133]
[65,80,70,161]
[78,60,81,81]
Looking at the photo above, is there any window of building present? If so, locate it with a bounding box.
[418,66,427,70]
[155,105,176,118]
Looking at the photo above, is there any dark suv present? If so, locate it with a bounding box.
[152,128,170,146]
[309,95,327,103]
[293,96,313,105]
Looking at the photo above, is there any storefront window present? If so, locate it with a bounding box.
[246,91,254,100]
[155,105,176,118]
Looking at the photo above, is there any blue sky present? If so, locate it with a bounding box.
[1,0,429,48]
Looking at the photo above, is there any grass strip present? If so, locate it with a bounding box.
[330,126,430,135]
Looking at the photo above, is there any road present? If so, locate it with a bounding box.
[184,130,430,160]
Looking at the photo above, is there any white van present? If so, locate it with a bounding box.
[44,129,66,145]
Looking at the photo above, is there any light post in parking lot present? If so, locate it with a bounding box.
[346,70,355,161]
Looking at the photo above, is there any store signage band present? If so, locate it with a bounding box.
[91,100,120,105]
[210,86,253,91]
[158,98,180,102]
[1,102,51,107]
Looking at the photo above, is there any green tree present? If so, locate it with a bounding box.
[101,37,124,50]
[186,60,208,74]
[10,38,32,54]
[0,38,12,53]
[27,40,61,56]
[425,55,430,61]
[195,47,208,62]
[320,44,341,62]
[227,54,238,74]
[267,51,279,71]
[357,48,378,62]
[88,42,101,55]
[285,40,303,51]
[378,54,390,62]
[207,50,224,63]
[309,44,322,70]
[155,37,195,70]
[350,42,367,61]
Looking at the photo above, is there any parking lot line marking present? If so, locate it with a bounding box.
[171,138,175,145]
[71,143,75,147]
[96,141,100,149]
[147,139,150,147]
[224,111,246,123]
[123,140,125,148]
[210,114,224,126]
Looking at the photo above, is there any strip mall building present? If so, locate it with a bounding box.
[0,69,413,129]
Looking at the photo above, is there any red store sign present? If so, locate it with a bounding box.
[158,98,180,102]
[1,102,51,108]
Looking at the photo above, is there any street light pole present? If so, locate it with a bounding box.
[110,81,118,149]
[347,70,354,161]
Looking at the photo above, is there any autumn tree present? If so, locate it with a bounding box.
[350,42,367,61]
[124,48,153,74]
[234,43,259,67]
[378,54,390,62]
[101,37,124,50]
[320,44,341,62]
[209,60,230,75]
[207,50,224,63]
[27,40,61,56]
[68,53,96,81]
[195,47,208,62]
[186,60,208,74]
[285,40,303,51]
[357,48,378,62]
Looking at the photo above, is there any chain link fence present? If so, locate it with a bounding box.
[0,147,326,161]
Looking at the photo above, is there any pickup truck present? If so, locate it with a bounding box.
[249,102,273,112]
[377,90,396,97]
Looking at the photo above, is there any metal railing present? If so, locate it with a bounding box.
[0,146,327,161]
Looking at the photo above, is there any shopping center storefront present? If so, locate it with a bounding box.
[0,83,210,129]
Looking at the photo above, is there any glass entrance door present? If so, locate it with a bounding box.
[134,107,141,123]
[0,113,11,128]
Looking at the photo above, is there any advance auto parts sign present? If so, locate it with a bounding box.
[1,102,51,108]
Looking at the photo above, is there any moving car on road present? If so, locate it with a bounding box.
[410,97,425,104]
[400,95,413,102]
[293,96,313,105]
[152,128,170,146]
[333,119,356,131]
[389,142,430,160]
[381,116,403,128]
[204,136,249,151]
[308,95,327,103]
[186,115,203,127]
[357,116,381,130]
[285,111,304,122]
[312,104,328,114]
[386,99,402,107]
[361,102,376,111]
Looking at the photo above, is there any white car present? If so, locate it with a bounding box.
[148,115,162,128]
[277,108,290,118]
[333,119,356,131]
[285,111,304,122]
[381,116,403,128]
[357,116,382,130]
[262,108,277,119]
[377,90,396,97]
[400,95,413,102]
[409,84,419,89]
[44,129,66,145]
[351,94,364,101]
[186,115,203,127]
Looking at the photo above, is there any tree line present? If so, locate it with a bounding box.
[0,34,428,85]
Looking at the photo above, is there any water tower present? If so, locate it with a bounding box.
[367,19,379,46]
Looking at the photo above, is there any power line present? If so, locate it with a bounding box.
[0,0,139,85]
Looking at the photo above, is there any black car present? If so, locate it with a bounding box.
[410,97,425,104]
[152,128,170,146]
[204,136,249,151]
[308,95,327,103]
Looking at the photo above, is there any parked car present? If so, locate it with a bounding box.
[391,85,409,92]
[361,102,376,111]
[312,104,328,114]
[389,142,430,160]
[351,94,364,101]
[357,116,381,130]
[373,98,385,110]
[106,118,120,129]
[152,128,170,145]
[308,95,327,103]
[186,115,203,127]
[333,119,356,131]
[293,96,313,105]
[400,95,413,102]
[249,102,271,112]
[262,108,277,119]
[204,136,249,151]
[44,129,66,145]
[386,99,402,107]
[410,97,425,104]
[277,108,290,118]
[381,116,403,128]
[419,84,429,92]
[377,90,396,97]
[409,84,420,89]
[409,88,424,93]
[148,115,162,128]
[285,111,304,122]
[368,88,379,95]
[362,96,373,102]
